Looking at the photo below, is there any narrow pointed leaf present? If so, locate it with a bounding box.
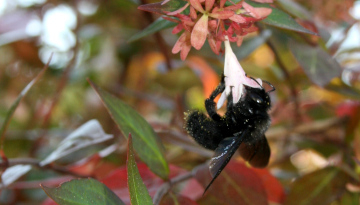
[88,80,169,180]
[40,120,113,166]
[289,40,342,87]
[233,29,272,60]
[0,165,32,188]
[128,16,177,43]
[0,56,51,149]
[42,178,125,205]
[127,135,153,205]
[244,0,317,35]
[138,0,188,15]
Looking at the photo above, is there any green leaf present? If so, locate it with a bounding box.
[88,80,169,180]
[276,0,312,20]
[128,17,177,43]
[289,40,342,87]
[138,0,188,15]
[127,135,154,205]
[325,79,360,100]
[284,167,349,205]
[244,0,317,35]
[233,29,272,60]
[0,57,50,150]
[42,178,125,205]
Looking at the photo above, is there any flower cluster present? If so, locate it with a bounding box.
[164,0,273,60]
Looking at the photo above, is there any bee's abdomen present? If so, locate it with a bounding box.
[185,111,224,150]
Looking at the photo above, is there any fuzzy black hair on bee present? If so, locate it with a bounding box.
[185,75,275,194]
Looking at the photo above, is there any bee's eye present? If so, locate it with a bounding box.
[249,93,263,104]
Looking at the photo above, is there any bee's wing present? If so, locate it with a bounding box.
[204,131,247,194]
[239,134,270,168]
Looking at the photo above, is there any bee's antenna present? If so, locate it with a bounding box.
[262,80,275,93]
[249,76,264,89]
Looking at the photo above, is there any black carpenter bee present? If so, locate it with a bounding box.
[185,75,275,193]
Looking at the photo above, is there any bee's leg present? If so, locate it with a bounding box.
[205,79,225,122]
[185,110,223,150]
[226,91,238,124]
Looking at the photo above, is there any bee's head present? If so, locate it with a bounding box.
[246,87,271,111]
[243,78,275,111]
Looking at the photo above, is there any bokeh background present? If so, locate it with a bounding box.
[1,0,360,204]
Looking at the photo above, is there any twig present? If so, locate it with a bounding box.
[266,116,346,140]
[30,8,82,156]
[0,158,92,179]
[266,40,300,124]
[139,0,172,71]
[152,163,206,205]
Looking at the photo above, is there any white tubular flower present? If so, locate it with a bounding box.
[217,36,262,109]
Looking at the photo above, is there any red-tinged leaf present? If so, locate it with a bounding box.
[242,1,272,19]
[101,164,187,204]
[252,0,273,3]
[242,0,317,35]
[336,101,360,142]
[68,153,118,179]
[284,167,349,205]
[194,161,268,205]
[127,135,153,205]
[253,168,286,203]
[229,14,246,23]
[128,16,177,43]
[209,10,234,19]
[205,0,215,12]
[289,40,342,87]
[179,179,204,201]
[41,178,125,205]
[191,14,208,50]
[180,42,192,60]
[189,0,205,13]
[88,80,169,180]
[138,0,188,15]
[167,2,189,15]
[160,193,198,205]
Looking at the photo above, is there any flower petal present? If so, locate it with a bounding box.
[189,0,205,13]
[217,92,227,109]
[191,14,209,50]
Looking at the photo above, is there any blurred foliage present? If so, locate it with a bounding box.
[0,0,360,204]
